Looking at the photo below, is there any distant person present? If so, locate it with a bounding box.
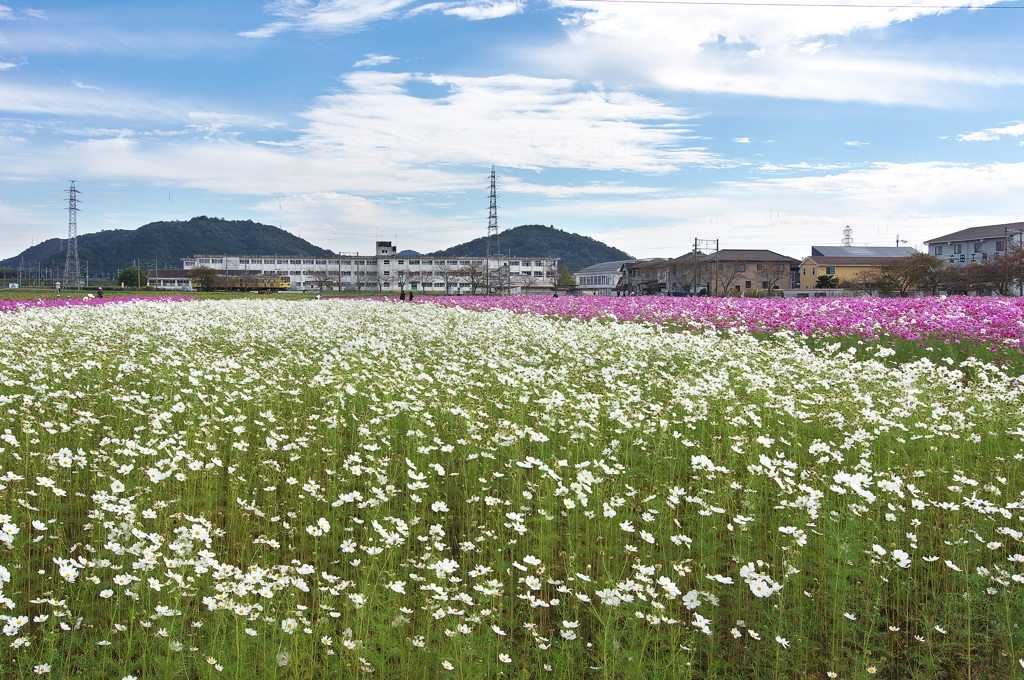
[55,281,61,294]
[408,292,414,302]
[314,294,321,300]
[400,291,406,301]
[96,287,104,298]
[553,293,558,298]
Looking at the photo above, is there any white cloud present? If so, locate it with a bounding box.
[516,160,1024,257]
[0,61,17,70]
[733,137,750,143]
[243,0,525,37]
[534,0,1021,104]
[0,81,183,119]
[957,122,1024,141]
[443,0,523,20]
[844,140,868,146]
[0,5,14,20]
[242,0,418,37]
[298,71,715,172]
[187,112,282,134]
[354,53,398,67]
[73,80,105,91]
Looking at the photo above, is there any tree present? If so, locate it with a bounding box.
[457,262,486,294]
[434,262,460,295]
[969,245,1024,295]
[188,265,221,292]
[557,265,574,288]
[848,269,881,294]
[392,268,414,292]
[875,253,945,296]
[118,266,148,288]
[761,262,790,294]
[307,269,337,292]
[712,261,746,296]
[354,268,376,292]
[815,274,839,289]
[512,273,541,293]
[662,255,701,294]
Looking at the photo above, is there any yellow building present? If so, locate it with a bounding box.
[798,247,919,289]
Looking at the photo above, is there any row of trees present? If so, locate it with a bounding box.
[814,248,1024,296]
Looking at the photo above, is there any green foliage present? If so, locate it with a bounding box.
[116,266,148,287]
[189,265,221,292]
[429,224,632,274]
[0,216,334,278]
[815,274,839,289]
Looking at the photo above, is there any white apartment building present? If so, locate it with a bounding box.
[179,241,558,293]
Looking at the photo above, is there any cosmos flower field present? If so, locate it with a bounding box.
[1,297,1023,679]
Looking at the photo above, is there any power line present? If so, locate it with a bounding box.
[566,0,1023,8]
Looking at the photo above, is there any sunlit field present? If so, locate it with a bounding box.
[1,298,1022,679]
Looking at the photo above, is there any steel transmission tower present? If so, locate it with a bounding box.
[842,225,853,247]
[63,181,81,289]
[486,167,500,293]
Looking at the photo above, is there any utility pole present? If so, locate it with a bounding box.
[63,181,81,289]
[486,166,500,294]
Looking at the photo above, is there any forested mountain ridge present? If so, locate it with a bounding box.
[0,216,333,278]
[430,224,632,274]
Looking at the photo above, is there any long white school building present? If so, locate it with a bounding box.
[163,241,558,293]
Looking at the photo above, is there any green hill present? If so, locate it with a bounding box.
[430,224,632,274]
[1,216,334,279]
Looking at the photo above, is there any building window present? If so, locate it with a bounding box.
[199,259,210,264]
[996,241,1006,252]
[735,264,746,272]
[383,260,390,264]
[397,260,404,265]
[756,263,763,270]
[509,261,520,266]
[932,246,942,256]
[802,268,806,275]
[290,260,301,265]
[745,280,751,288]
[960,255,965,263]
[826,266,836,275]
[953,244,962,254]
[973,242,984,253]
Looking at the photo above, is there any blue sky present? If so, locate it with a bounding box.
[1,0,1023,263]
